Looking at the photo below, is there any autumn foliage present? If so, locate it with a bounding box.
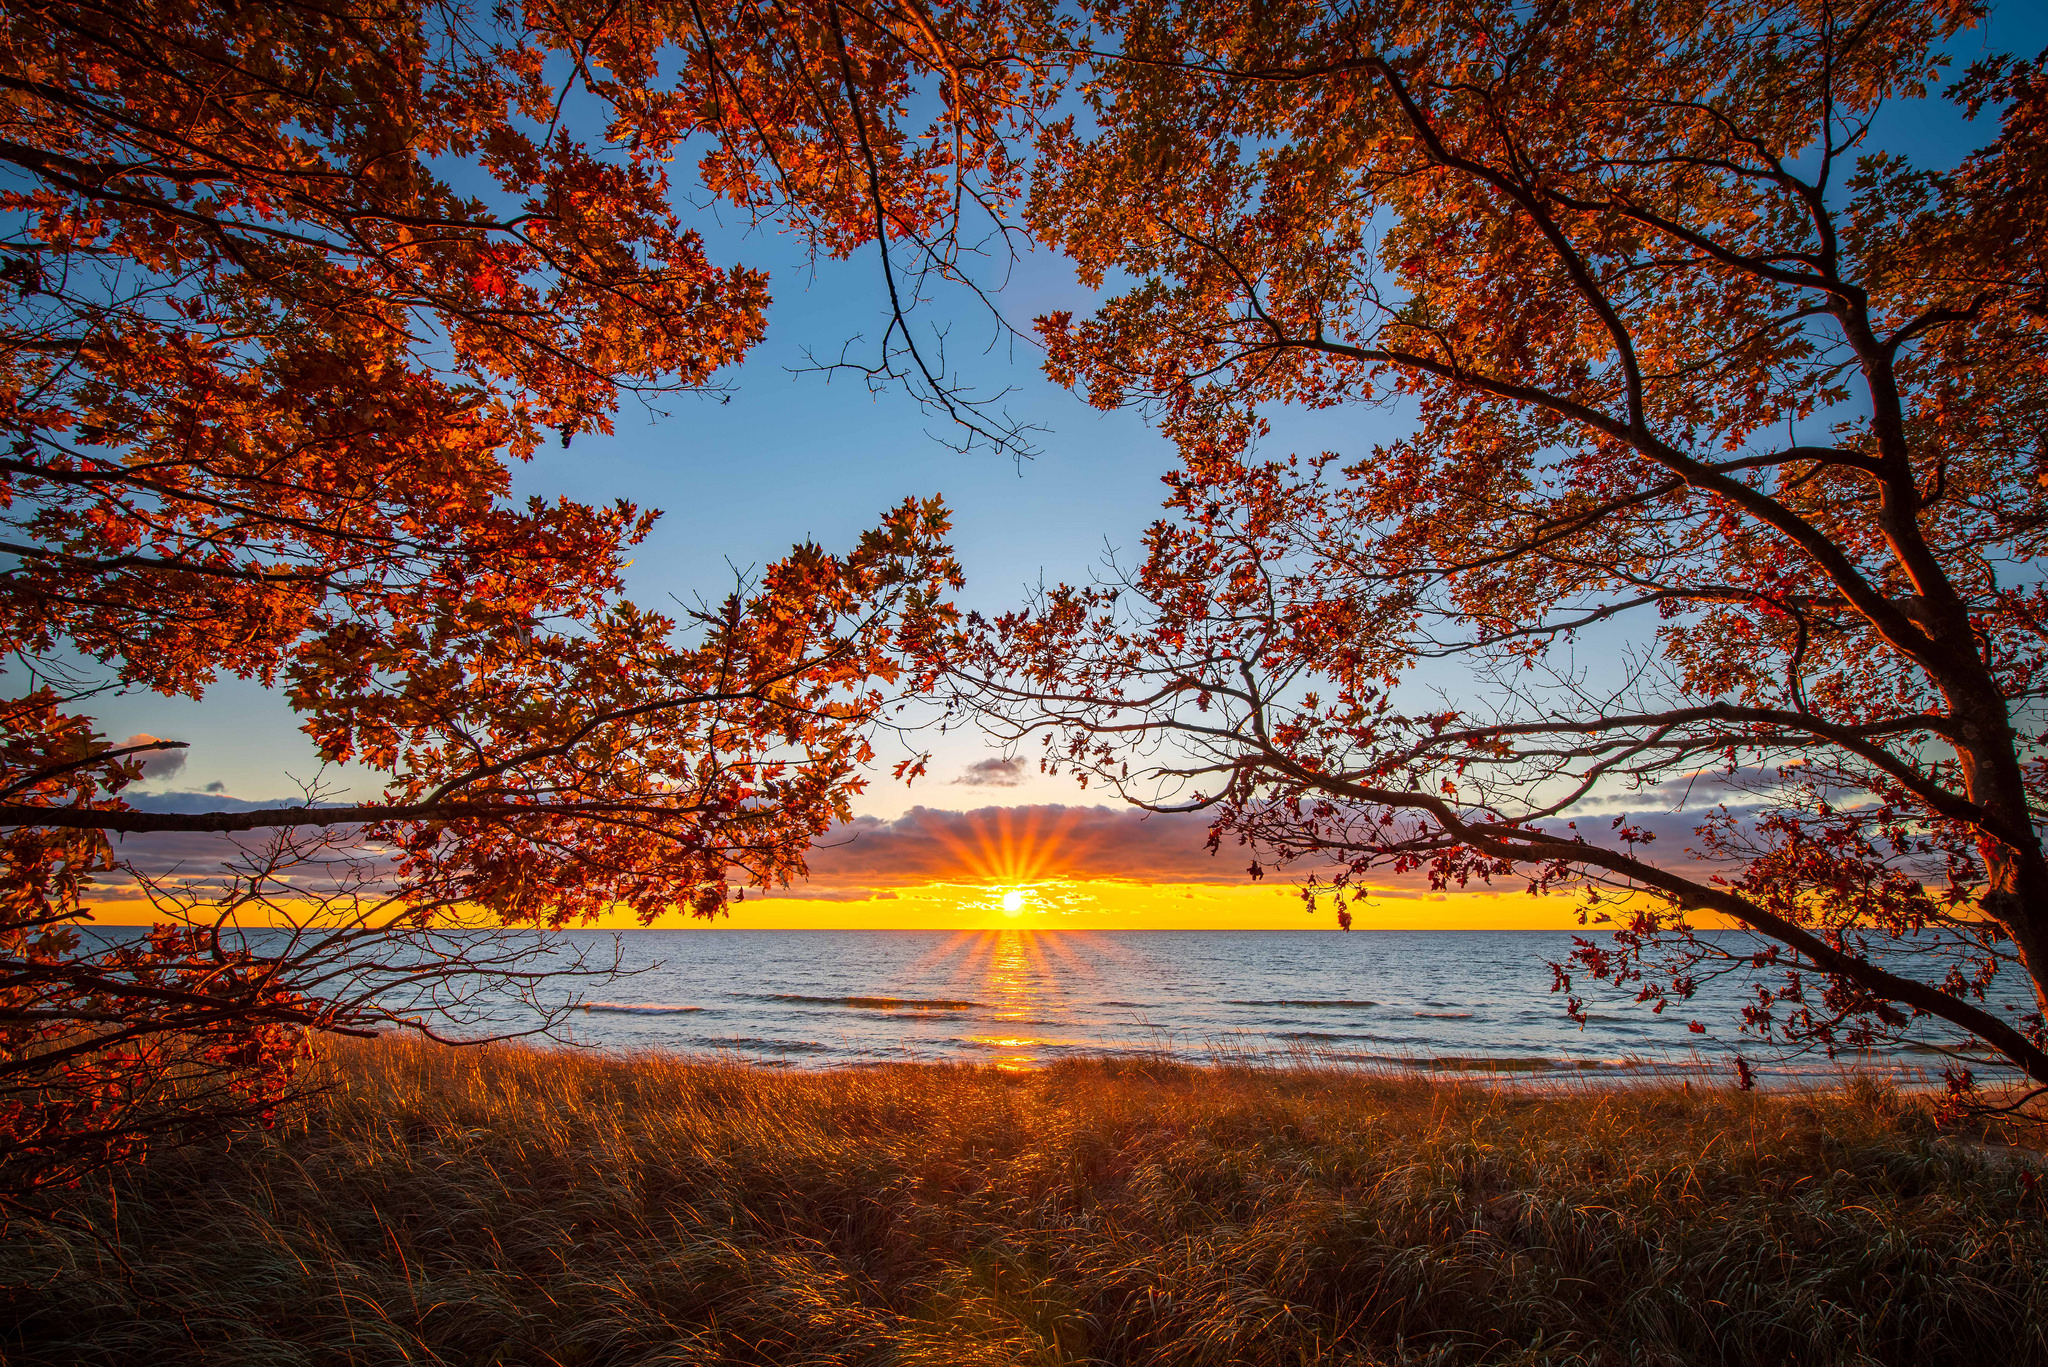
[0,0,1060,1216]
[962,0,2048,1095]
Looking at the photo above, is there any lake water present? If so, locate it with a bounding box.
[530,929,2031,1086]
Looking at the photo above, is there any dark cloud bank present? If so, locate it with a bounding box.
[801,804,1234,889]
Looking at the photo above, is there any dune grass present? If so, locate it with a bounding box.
[2,1038,2045,1366]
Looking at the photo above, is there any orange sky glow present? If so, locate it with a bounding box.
[656,880,1589,931]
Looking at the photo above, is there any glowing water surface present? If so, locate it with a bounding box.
[543,929,2034,1086]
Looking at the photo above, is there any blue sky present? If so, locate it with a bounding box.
[88,228,1229,812]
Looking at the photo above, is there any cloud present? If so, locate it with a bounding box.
[953,757,1028,787]
[96,792,392,886]
[123,734,186,782]
[101,828,283,879]
[1573,764,1821,813]
[802,804,1261,888]
[127,792,308,815]
[795,796,1785,897]
[754,885,900,903]
[1517,805,1776,877]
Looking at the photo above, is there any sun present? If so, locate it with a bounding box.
[999,887,1027,916]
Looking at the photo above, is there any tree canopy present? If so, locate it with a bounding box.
[961,0,2048,1097]
[0,0,1057,1214]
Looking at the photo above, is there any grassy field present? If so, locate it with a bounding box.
[2,1038,2045,1366]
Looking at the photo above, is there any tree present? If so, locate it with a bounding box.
[960,0,2048,1097]
[0,0,1044,1217]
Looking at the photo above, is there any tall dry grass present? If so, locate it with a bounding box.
[2,1037,2043,1365]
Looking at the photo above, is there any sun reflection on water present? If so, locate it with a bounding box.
[878,927,1123,1071]
[968,929,1065,1070]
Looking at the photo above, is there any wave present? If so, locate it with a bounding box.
[1413,1011,1476,1018]
[1275,1049,1582,1073]
[1418,1055,1597,1073]
[959,1036,1079,1051]
[697,1037,830,1053]
[1227,999,1378,1008]
[578,1002,703,1015]
[764,994,980,1011]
